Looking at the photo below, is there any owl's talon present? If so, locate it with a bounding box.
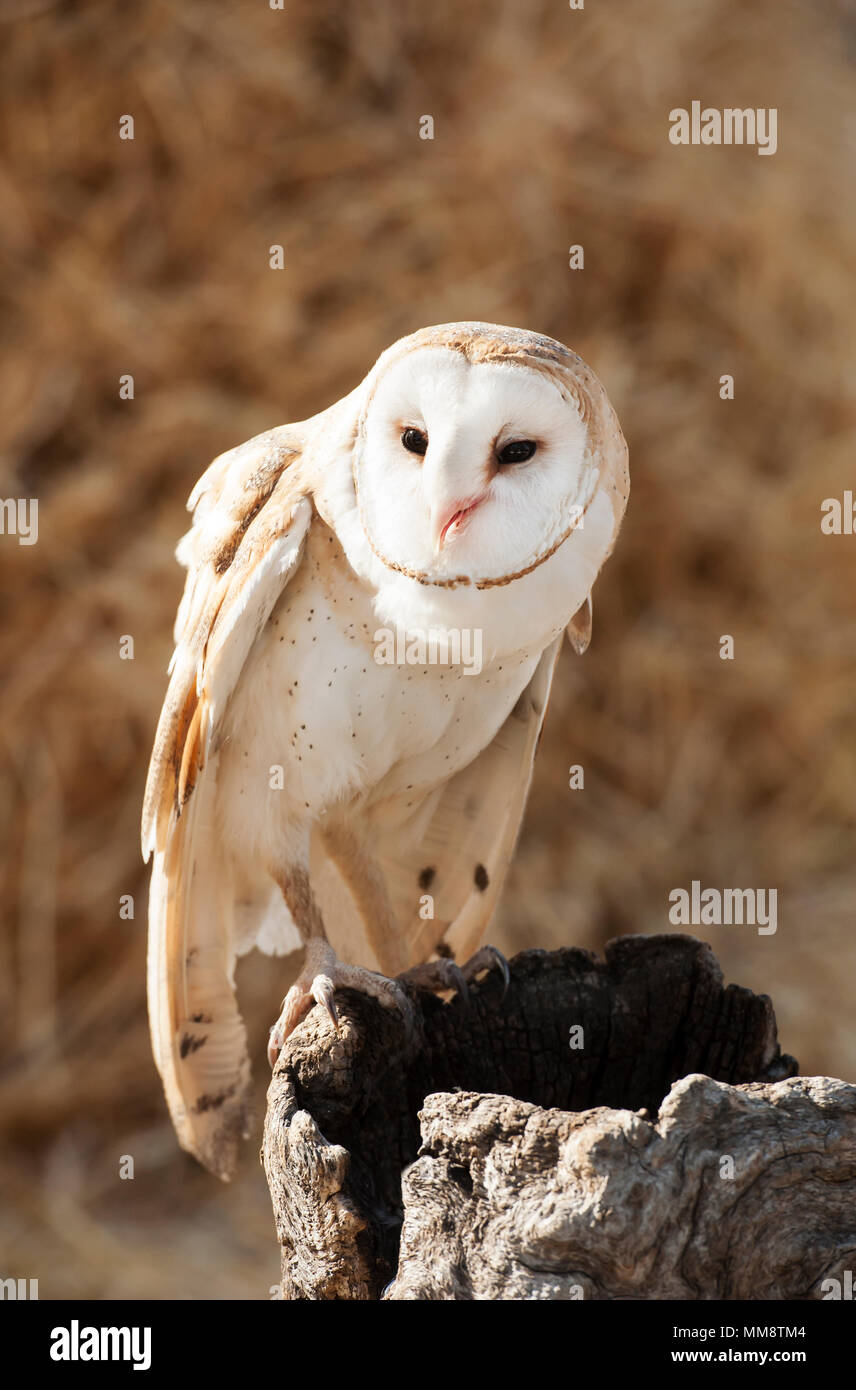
[401,944,511,999]
[448,963,469,1001]
[399,946,510,1000]
[398,956,468,1000]
[267,1023,284,1069]
[267,941,414,1068]
[462,944,510,998]
[312,974,339,1030]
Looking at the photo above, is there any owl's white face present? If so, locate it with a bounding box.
[354,347,597,588]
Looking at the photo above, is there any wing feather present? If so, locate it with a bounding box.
[315,637,563,975]
[142,428,312,1178]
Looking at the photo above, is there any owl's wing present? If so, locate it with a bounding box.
[401,636,564,966]
[316,635,564,975]
[142,428,313,1180]
[566,593,593,654]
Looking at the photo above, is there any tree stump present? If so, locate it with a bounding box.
[262,934,856,1300]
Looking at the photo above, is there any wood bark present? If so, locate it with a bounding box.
[262,933,856,1300]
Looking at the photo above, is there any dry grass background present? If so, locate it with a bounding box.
[0,0,854,1298]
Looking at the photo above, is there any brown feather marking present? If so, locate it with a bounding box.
[192,1082,238,1115]
[243,442,299,492]
[213,491,272,574]
[177,695,207,808]
[180,1032,208,1057]
[171,683,199,802]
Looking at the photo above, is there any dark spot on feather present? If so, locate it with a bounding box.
[180,1032,207,1058]
[190,1012,213,1023]
[474,863,489,891]
[418,866,435,890]
[192,1081,237,1114]
[194,1092,225,1112]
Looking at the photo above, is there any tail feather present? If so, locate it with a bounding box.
[147,787,251,1181]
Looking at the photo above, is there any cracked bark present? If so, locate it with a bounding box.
[262,933,856,1300]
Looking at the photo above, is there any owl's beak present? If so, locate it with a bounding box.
[431,494,486,554]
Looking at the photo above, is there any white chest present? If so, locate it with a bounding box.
[216,526,544,864]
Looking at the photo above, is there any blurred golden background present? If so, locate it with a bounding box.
[1,0,854,1298]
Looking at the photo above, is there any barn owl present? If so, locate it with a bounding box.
[142,322,629,1180]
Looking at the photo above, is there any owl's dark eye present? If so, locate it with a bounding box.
[401,427,428,456]
[497,439,537,465]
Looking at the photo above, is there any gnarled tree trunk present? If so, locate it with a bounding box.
[262,934,856,1300]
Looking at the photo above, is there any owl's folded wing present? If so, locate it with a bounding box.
[142,429,312,1179]
[314,634,564,975]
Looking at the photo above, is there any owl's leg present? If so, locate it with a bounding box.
[319,819,409,975]
[319,820,511,1000]
[399,944,510,1000]
[266,862,411,1066]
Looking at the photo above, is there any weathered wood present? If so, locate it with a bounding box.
[387,1076,856,1300]
[262,933,837,1301]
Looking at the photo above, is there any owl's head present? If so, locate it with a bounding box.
[351,323,628,593]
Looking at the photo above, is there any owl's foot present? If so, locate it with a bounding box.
[399,943,510,1002]
[461,944,511,994]
[267,938,412,1066]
